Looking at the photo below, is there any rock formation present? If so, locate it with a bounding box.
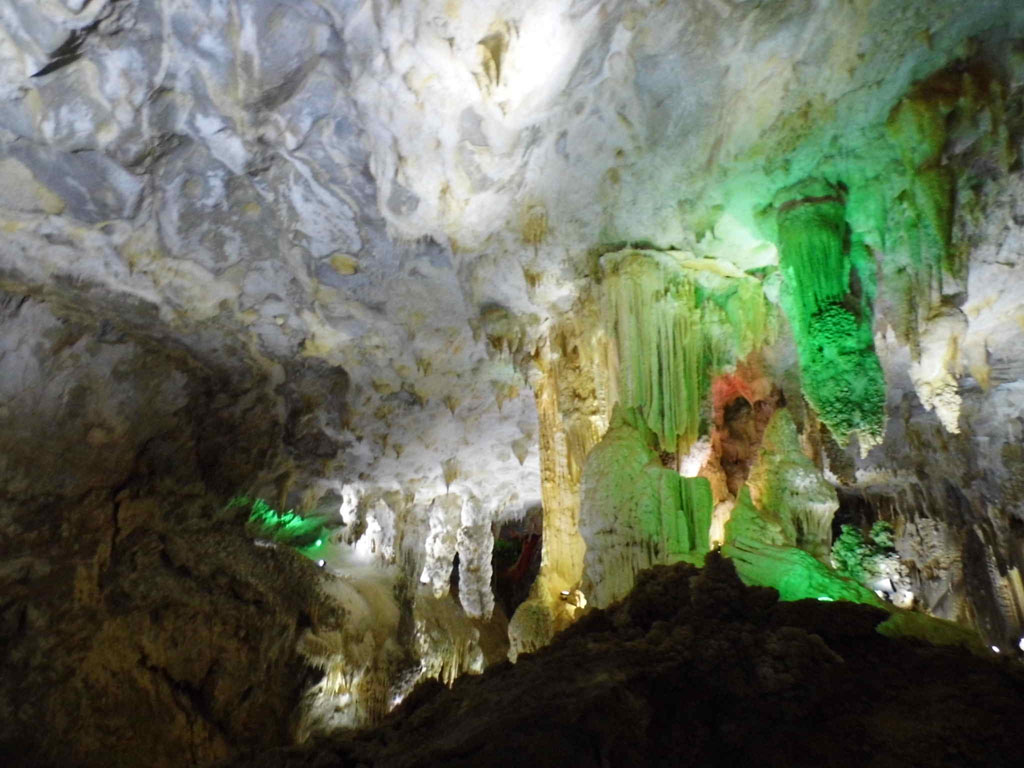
[233,556,1024,768]
[2,0,1024,764]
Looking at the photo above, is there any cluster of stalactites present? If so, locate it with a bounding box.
[885,61,1011,313]
[882,61,1012,434]
[774,179,887,452]
[600,250,773,455]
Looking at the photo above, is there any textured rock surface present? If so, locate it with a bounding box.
[0,0,543,521]
[4,0,1024,760]
[0,292,340,766]
[836,169,1024,649]
[579,405,712,609]
[743,408,839,562]
[3,0,1021,533]
[0,518,337,768]
[0,292,500,761]
[232,556,1024,768]
[0,292,292,502]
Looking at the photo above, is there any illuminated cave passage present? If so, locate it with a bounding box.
[3,2,1024,767]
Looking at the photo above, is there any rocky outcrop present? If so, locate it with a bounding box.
[0,515,337,768]
[833,144,1024,650]
[233,555,1024,768]
[736,408,839,562]
[579,405,712,609]
[0,292,339,767]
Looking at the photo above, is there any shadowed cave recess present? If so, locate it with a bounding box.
[3,1,1024,766]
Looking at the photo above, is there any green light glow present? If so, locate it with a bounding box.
[725,535,884,605]
[705,59,1013,360]
[881,61,1011,344]
[876,610,985,654]
[774,179,886,448]
[886,71,958,279]
[601,250,774,453]
[582,406,714,567]
[230,496,328,560]
[831,521,895,584]
[723,486,884,606]
[721,489,984,652]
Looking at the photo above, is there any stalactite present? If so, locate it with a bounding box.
[774,179,886,452]
[883,59,1012,348]
[600,249,774,455]
[456,517,495,619]
[886,69,963,285]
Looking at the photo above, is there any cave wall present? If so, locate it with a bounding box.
[841,165,1024,645]
[828,97,1024,650]
[0,293,345,766]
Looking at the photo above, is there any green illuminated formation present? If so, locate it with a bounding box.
[230,496,328,559]
[718,408,866,604]
[884,68,960,347]
[721,483,788,550]
[587,406,713,562]
[830,521,896,584]
[888,92,953,274]
[580,406,714,606]
[876,610,985,654]
[725,537,884,605]
[600,249,773,454]
[722,490,984,652]
[723,488,883,605]
[671,472,714,559]
[774,179,886,449]
[886,66,995,279]
[725,529,984,653]
[710,60,1013,367]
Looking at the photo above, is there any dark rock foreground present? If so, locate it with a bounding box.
[236,553,1024,768]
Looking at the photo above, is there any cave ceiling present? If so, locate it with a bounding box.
[3,0,1021,507]
[2,0,1024,648]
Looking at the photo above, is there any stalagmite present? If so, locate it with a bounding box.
[509,307,612,657]
[579,406,713,608]
[745,409,839,562]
